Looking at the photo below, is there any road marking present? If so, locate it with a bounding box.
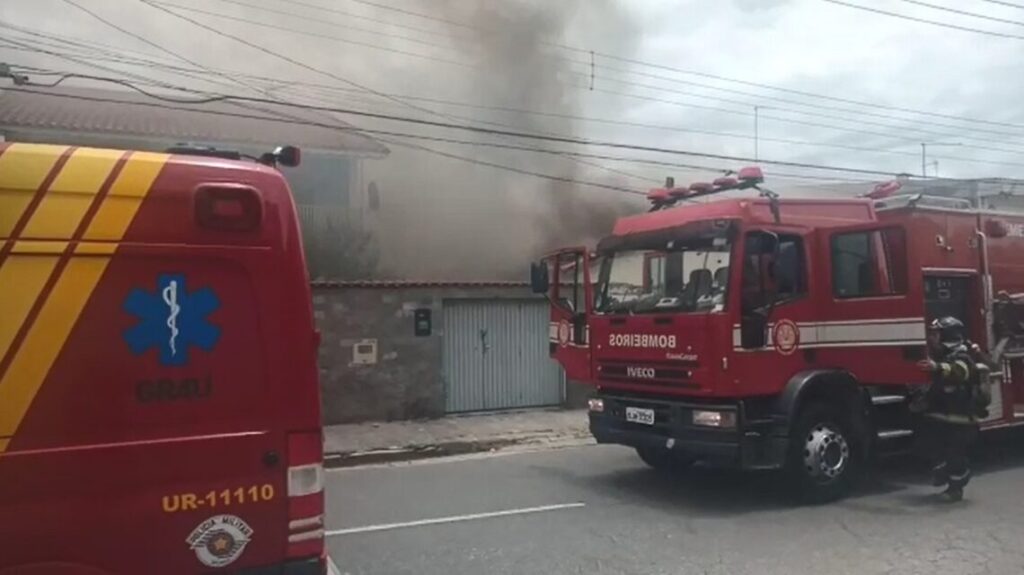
[325,502,586,537]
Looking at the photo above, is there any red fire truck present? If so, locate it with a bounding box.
[532,168,1024,501]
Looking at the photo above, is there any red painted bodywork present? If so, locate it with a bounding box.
[0,151,322,573]
[548,192,1024,426]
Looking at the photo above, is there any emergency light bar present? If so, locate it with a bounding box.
[647,166,768,211]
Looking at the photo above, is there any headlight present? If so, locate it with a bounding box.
[588,398,605,413]
[692,410,736,428]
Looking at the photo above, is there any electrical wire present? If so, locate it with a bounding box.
[59,0,209,69]
[5,70,228,102]
[0,85,652,195]
[10,12,1024,155]
[324,0,1024,130]
[584,84,1024,163]
[821,0,1024,40]
[0,77,916,178]
[587,72,1024,148]
[6,7,1015,174]
[9,34,1024,169]
[136,0,660,185]
[145,1,478,69]
[977,0,1024,9]
[152,0,1024,140]
[2,41,940,165]
[278,0,475,41]
[201,0,471,51]
[895,0,1024,26]
[344,0,480,33]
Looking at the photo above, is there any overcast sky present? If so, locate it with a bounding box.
[3,0,1024,277]
[3,0,1023,185]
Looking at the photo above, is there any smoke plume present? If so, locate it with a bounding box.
[366,0,645,280]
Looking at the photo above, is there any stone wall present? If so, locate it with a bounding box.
[312,283,551,425]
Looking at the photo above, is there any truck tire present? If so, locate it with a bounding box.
[635,446,694,473]
[786,401,860,503]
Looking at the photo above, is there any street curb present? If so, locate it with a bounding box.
[324,432,592,468]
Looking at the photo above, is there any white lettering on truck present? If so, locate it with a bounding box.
[608,333,677,349]
[626,367,656,379]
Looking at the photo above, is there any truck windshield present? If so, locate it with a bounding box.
[595,243,731,314]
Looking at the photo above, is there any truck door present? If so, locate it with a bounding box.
[732,229,820,396]
[544,248,593,381]
[819,223,928,385]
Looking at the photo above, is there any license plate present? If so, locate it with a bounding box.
[625,407,655,425]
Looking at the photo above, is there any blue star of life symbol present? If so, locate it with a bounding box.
[123,274,221,366]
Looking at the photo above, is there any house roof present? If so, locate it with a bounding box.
[0,86,389,157]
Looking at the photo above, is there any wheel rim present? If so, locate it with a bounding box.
[802,423,850,483]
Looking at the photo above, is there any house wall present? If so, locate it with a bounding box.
[312,284,583,425]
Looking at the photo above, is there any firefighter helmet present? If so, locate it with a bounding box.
[928,316,965,348]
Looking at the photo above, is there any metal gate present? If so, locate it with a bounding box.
[443,300,563,413]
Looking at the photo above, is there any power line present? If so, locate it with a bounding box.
[136,0,658,185]
[146,0,477,69]
[821,0,1024,39]
[0,77,915,178]
[218,0,1024,138]
[978,0,1024,9]
[584,84,1024,164]
[0,85,651,195]
[895,0,1024,26]
[285,83,1023,163]
[10,40,1024,175]
[279,0,475,41]
[56,1,404,170]
[4,68,228,102]
[15,9,1024,153]
[0,36,254,97]
[11,31,1024,171]
[344,0,480,33]
[376,138,646,195]
[0,40,934,165]
[211,0,472,47]
[327,0,1024,130]
[589,72,1024,149]
[13,8,1024,172]
[591,60,1024,138]
[58,0,209,66]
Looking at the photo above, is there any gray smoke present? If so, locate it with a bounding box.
[367,0,645,280]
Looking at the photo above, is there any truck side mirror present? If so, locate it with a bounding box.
[530,261,549,294]
[741,311,768,349]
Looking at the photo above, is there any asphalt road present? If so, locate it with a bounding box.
[325,437,1024,575]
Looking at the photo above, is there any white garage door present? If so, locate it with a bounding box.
[443,300,563,413]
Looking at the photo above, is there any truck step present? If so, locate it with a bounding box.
[871,395,906,405]
[877,429,914,440]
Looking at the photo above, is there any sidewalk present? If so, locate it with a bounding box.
[323,408,592,467]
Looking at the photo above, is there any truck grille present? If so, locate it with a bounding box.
[596,359,699,389]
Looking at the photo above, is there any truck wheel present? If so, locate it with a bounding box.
[786,401,860,503]
[636,446,694,473]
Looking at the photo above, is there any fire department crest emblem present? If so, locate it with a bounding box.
[187,514,253,568]
[557,319,571,346]
[772,319,800,356]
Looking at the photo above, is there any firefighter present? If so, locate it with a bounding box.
[914,317,981,502]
